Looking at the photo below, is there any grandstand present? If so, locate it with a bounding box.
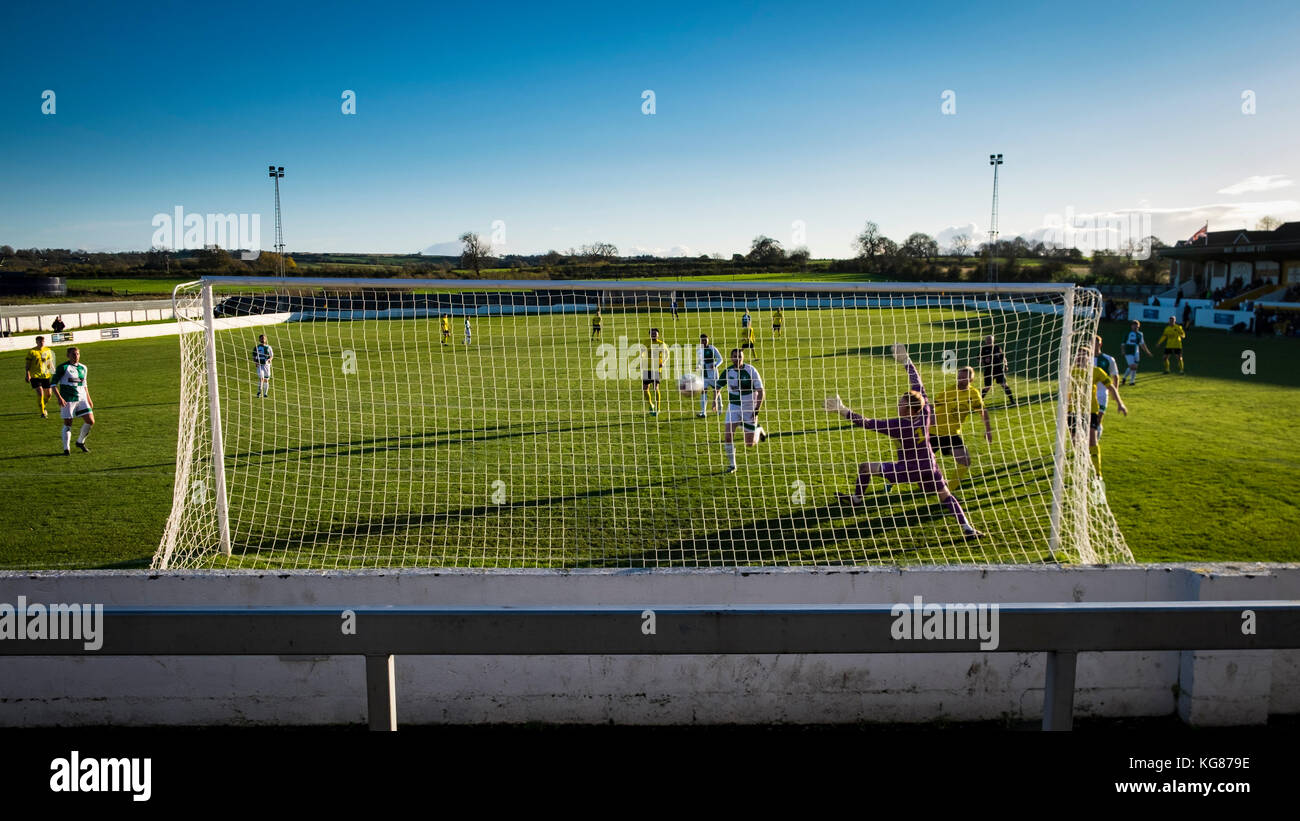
[1156,221,1300,331]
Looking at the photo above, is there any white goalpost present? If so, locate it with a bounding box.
[155,277,1131,570]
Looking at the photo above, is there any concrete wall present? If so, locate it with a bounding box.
[0,300,175,335]
[0,312,295,353]
[1193,307,1256,331]
[0,565,1296,727]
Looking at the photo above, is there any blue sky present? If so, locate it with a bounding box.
[3,0,1299,257]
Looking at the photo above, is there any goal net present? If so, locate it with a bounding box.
[156,278,1131,569]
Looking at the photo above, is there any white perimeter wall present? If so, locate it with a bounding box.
[0,564,1297,727]
[0,300,175,335]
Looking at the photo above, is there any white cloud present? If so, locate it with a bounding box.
[1217,175,1294,195]
[934,223,982,252]
[625,245,694,258]
[998,200,1299,253]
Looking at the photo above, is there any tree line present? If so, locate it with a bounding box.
[1,220,1179,285]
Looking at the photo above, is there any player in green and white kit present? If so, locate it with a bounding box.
[719,348,766,473]
[1120,320,1152,385]
[697,334,724,417]
[51,347,95,455]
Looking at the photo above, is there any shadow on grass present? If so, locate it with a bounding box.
[95,557,152,570]
[810,338,1061,384]
[232,477,671,557]
[226,418,639,464]
[577,488,1009,567]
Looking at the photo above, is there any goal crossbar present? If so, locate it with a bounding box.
[191,276,1077,294]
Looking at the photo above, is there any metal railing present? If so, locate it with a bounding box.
[3,601,1296,731]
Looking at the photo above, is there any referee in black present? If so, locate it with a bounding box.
[979,335,1015,404]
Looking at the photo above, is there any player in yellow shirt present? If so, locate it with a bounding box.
[740,325,755,358]
[642,328,668,416]
[25,336,57,418]
[928,367,993,488]
[1070,348,1127,476]
[591,310,602,340]
[1157,316,1185,374]
[440,315,451,346]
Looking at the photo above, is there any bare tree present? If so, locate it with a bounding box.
[854,221,889,261]
[582,242,619,260]
[1256,216,1282,232]
[1120,236,1141,261]
[459,231,492,274]
[951,234,971,262]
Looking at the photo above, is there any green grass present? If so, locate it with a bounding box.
[65,277,194,295]
[1,304,1297,569]
[1095,323,1300,562]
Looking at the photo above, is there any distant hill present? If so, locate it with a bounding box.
[421,240,465,256]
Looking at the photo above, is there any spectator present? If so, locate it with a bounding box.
[51,316,65,333]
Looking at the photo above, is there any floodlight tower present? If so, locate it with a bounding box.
[269,165,285,277]
[987,153,1003,283]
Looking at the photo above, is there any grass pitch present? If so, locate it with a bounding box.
[1,300,1297,569]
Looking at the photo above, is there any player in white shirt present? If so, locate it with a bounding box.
[719,348,766,473]
[253,334,274,398]
[464,318,472,345]
[697,334,724,417]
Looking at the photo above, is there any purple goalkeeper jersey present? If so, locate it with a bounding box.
[847,362,937,470]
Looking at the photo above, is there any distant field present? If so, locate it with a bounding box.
[1,295,1297,568]
[66,278,192,295]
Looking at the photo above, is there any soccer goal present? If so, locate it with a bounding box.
[155,278,1131,569]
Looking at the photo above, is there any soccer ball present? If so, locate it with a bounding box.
[678,373,705,396]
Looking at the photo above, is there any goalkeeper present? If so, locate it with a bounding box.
[825,344,980,539]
